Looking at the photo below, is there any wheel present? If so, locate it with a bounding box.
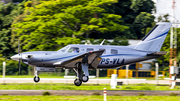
[34,76,40,83]
[82,76,89,82]
[74,79,82,86]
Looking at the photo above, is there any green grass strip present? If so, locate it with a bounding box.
[0,83,180,90]
[0,96,180,101]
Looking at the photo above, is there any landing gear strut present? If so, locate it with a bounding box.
[73,66,83,86]
[73,63,89,86]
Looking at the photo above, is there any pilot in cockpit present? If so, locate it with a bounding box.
[73,48,78,53]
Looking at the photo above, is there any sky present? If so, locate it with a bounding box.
[153,0,180,27]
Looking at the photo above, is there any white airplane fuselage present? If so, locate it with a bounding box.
[11,44,161,69]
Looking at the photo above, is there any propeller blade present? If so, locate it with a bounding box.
[18,40,20,54]
[18,39,21,75]
[19,60,21,75]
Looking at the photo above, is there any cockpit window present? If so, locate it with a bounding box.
[68,47,79,53]
[58,46,69,52]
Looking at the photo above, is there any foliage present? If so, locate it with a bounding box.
[138,92,145,96]
[82,37,129,46]
[0,2,25,57]
[157,14,170,22]
[131,0,154,13]
[12,0,129,51]
[92,92,101,95]
[159,28,180,63]
[133,12,155,38]
[42,91,51,96]
[0,0,157,75]
[110,36,129,45]
[95,0,155,39]
[169,92,178,96]
[0,56,28,75]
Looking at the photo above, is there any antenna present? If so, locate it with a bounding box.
[100,39,105,45]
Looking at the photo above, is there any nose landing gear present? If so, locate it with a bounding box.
[34,76,40,82]
[33,71,40,83]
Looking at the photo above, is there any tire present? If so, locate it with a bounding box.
[74,79,82,86]
[34,76,40,83]
[82,76,89,82]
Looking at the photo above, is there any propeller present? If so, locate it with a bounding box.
[18,39,22,75]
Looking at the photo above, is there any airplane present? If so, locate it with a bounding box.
[11,22,171,86]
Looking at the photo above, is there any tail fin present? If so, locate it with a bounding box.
[134,22,172,52]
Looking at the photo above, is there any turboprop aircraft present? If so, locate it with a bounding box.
[11,22,171,86]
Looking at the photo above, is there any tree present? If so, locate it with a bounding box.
[88,0,155,39]
[0,2,28,75]
[131,0,155,14]
[12,0,128,51]
[0,2,24,57]
[133,12,155,39]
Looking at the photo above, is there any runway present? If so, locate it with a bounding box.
[0,78,174,84]
[0,90,180,96]
[0,78,179,96]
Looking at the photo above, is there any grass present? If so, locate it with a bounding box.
[0,83,180,90]
[0,95,180,101]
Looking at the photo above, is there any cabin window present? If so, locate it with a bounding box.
[68,47,79,53]
[87,48,94,52]
[111,49,118,54]
[99,48,106,54]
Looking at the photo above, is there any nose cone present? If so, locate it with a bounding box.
[11,54,21,61]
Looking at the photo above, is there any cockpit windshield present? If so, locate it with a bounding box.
[58,46,69,52]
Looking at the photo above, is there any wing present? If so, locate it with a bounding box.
[53,50,104,68]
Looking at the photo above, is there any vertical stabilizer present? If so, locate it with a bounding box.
[134,22,172,52]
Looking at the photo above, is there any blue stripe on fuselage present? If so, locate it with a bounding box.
[41,54,143,62]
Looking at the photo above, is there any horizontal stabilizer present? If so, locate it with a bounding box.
[147,51,167,56]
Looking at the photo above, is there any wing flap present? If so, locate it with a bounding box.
[53,50,104,68]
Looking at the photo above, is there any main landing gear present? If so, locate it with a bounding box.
[73,63,89,86]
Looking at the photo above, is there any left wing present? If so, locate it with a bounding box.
[53,50,104,68]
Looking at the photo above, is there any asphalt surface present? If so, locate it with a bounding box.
[0,78,178,96]
[0,90,180,96]
[0,78,174,84]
